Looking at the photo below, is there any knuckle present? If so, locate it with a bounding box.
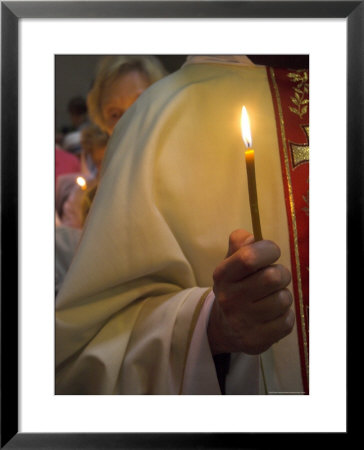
[229,229,241,246]
[239,247,257,272]
[264,265,291,289]
[217,293,229,309]
[277,289,293,310]
[281,266,292,285]
[283,310,295,333]
[229,229,253,246]
[213,264,227,283]
[266,240,281,260]
[215,290,238,314]
[263,266,282,287]
[212,266,222,283]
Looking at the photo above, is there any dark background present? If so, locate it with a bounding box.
[158,54,309,72]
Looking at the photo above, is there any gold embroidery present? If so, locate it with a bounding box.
[269,68,309,384]
[290,125,309,167]
[287,71,309,118]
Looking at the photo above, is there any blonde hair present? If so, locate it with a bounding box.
[87,55,167,132]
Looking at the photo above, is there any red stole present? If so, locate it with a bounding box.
[267,67,309,394]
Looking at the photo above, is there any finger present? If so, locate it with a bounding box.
[241,264,292,302]
[226,229,255,257]
[215,240,281,283]
[249,289,293,323]
[216,265,291,311]
[260,308,295,345]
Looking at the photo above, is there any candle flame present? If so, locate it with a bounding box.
[241,106,252,149]
[76,176,87,190]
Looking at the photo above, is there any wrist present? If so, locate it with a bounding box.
[207,298,230,355]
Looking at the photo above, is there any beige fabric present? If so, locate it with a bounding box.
[56,61,303,394]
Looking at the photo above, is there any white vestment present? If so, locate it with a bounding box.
[56,57,304,395]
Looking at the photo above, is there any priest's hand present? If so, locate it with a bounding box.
[208,229,295,355]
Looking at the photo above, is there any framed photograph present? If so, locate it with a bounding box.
[2,1,358,447]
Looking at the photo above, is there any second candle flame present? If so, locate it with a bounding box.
[76,176,87,190]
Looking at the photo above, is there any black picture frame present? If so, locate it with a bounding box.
[1,1,359,448]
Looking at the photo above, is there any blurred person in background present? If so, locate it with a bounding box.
[55,173,88,230]
[55,56,168,297]
[55,172,85,297]
[57,55,167,228]
[87,55,167,136]
[80,124,109,178]
[73,55,168,223]
[61,96,90,155]
[67,96,89,131]
[55,144,81,187]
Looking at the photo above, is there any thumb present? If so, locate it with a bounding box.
[226,229,255,257]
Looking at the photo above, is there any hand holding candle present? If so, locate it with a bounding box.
[207,106,295,389]
[241,106,262,241]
